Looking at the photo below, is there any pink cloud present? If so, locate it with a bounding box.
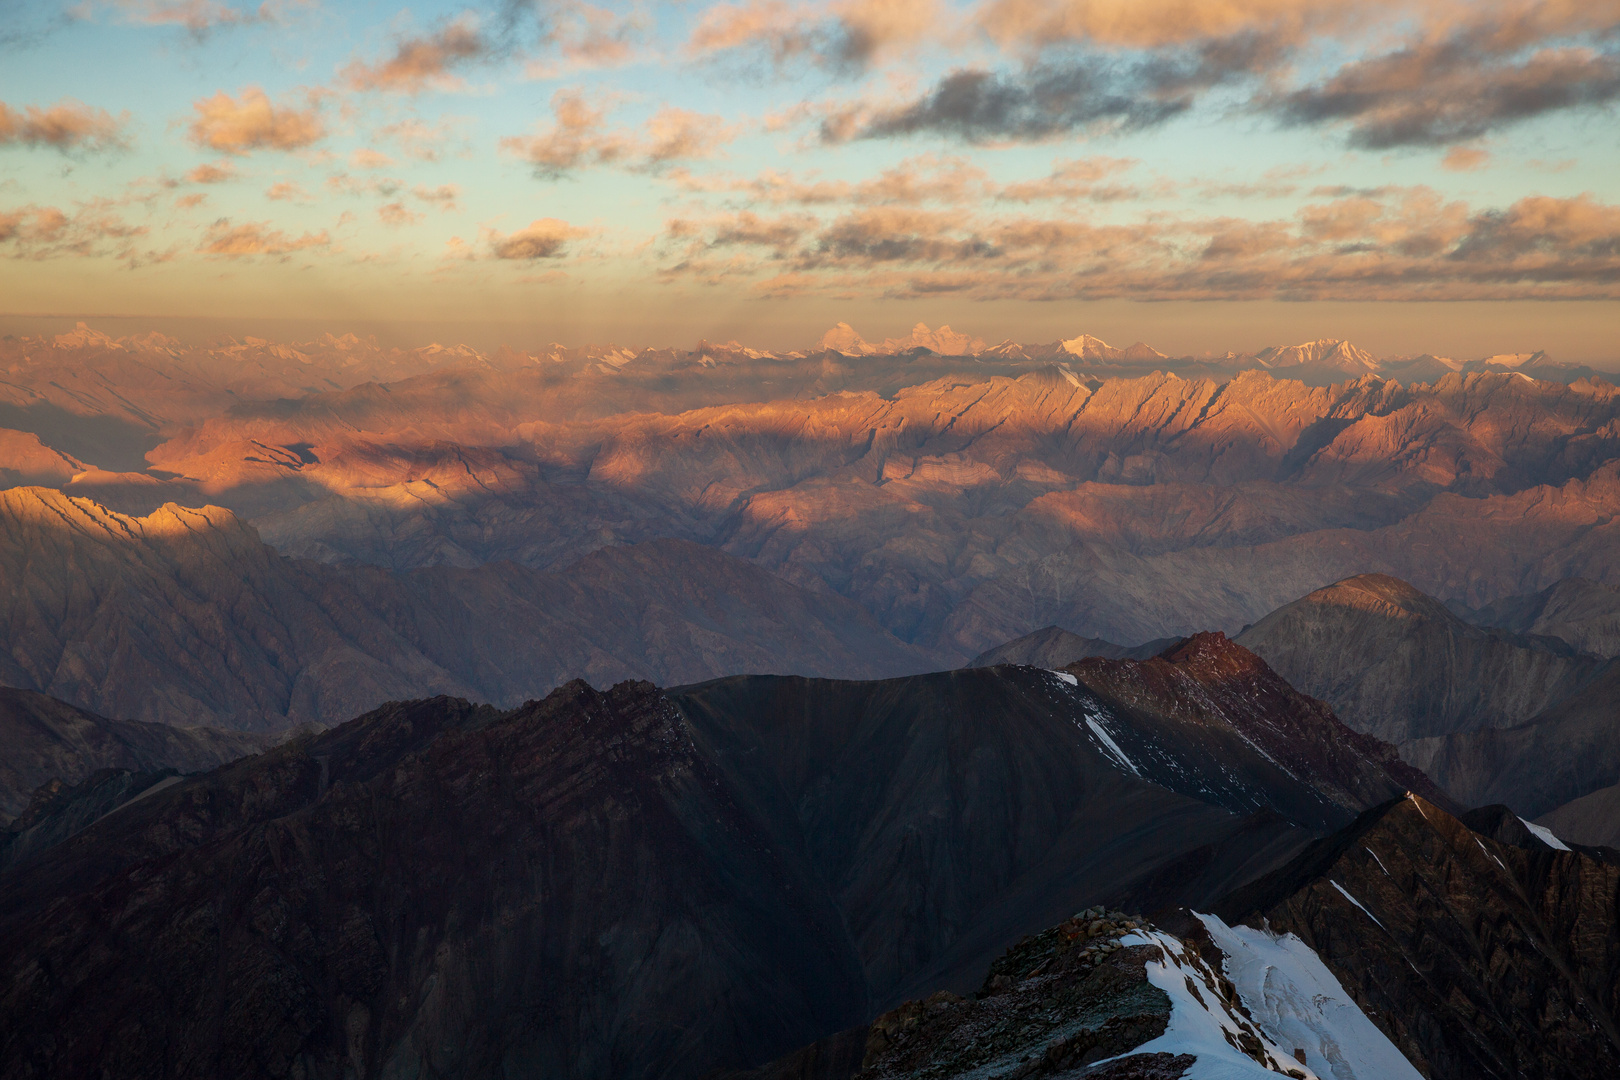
[341,17,489,94]
[188,86,324,153]
[199,218,329,257]
[0,99,128,152]
[488,218,591,259]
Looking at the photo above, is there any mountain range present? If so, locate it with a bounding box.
[2,322,1619,1077]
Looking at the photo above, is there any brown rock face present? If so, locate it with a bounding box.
[1403,658,1620,818]
[1462,576,1620,658]
[1236,573,1608,744]
[1218,794,1620,1080]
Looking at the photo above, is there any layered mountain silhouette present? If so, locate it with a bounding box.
[0,635,1441,1079]
[0,487,935,730]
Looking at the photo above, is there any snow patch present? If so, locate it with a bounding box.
[1329,880,1384,930]
[1364,847,1391,878]
[1197,914,1424,1080]
[1475,837,1508,871]
[1521,818,1571,851]
[1050,670,1078,686]
[1107,929,1320,1078]
[1085,712,1140,776]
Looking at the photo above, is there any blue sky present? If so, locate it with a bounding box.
[2,0,1618,359]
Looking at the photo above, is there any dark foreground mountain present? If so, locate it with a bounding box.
[0,487,939,730]
[735,793,1620,1080]
[0,638,1428,1079]
[1216,795,1620,1079]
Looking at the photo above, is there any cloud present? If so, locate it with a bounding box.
[265,180,310,201]
[0,202,148,258]
[175,192,209,208]
[500,89,734,178]
[975,0,1398,51]
[488,217,590,259]
[377,117,466,162]
[641,107,735,165]
[412,183,461,210]
[671,154,993,208]
[997,155,1137,201]
[1441,146,1490,172]
[76,0,297,37]
[836,35,1278,143]
[350,148,395,169]
[526,1,647,76]
[1274,32,1620,148]
[0,99,128,152]
[656,186,1620,301]
[341,16,491,94]
[687,0,940,71]
[199,218,329,257]
[188,86,324,153]
[185,160,237,183]
[378,202,423,227]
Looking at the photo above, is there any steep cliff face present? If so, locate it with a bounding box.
[0,488,938,730]
[1218,795,1620,1080]
[1235,573,1607,744]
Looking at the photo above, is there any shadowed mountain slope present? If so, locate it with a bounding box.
[1458,577,1620,658]
[0,487,939,730]
[1404,659,1620,819]
[966,626,1180,668]
[0,644,1434,1079]
[0,687,264,820]
[1235,573,1608,745]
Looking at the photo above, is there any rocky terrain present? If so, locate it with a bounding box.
[1457,577,1620,658]
[0,636,1436,1079]
[1405,660,1620,820]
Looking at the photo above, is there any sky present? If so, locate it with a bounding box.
[1,0,1618,360]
